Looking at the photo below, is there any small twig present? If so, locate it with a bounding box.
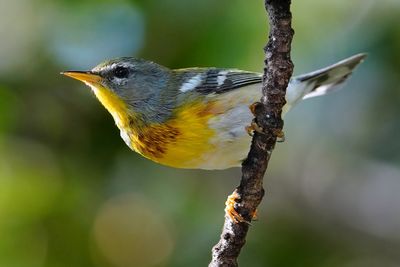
[209,1,294,266]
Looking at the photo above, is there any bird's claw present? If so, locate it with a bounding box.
[276,129,285,142]
[245,121,264,137]
[249,102,262,116]
[248,102,286,142]
[225,190,257,224]
[225,191,248,224]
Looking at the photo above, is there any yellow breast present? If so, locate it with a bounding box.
[127,101,217,168]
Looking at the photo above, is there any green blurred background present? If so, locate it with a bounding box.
[1,0,400,266]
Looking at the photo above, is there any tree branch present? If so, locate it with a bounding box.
[209,1,294,266]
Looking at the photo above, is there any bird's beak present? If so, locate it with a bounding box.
[61,71,102,84]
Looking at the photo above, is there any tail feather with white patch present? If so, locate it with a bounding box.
[285,53,366,110]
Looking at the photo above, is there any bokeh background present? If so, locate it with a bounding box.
[1,0,400,266]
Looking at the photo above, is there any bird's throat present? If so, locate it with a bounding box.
[88,83,135,128]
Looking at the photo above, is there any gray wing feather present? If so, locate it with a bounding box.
[175,68,262,95]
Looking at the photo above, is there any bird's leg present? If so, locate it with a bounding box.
[225,190,257,224]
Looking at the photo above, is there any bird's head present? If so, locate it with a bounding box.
[62,57,175,127]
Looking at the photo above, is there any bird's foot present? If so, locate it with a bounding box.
[225,190,257,224]
[245,121,264,137]
[249,102,262,116]
[248,102,286,142]
[225,191,248,224]
[275,129,286,142]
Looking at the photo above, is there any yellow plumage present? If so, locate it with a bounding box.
[89,82,217,168]
[133,101,216,168]
[89,82,133,129]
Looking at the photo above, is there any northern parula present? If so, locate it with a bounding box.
[62,54,365,170]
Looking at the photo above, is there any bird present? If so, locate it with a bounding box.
[62,54,366,170]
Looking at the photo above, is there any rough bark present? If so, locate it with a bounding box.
[209,1,294,266]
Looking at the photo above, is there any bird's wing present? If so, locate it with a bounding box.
[174,68,262,95]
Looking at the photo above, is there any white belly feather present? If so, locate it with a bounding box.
[200,84,263,169]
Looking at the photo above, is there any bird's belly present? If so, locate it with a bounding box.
[156,103,254,170]
[197,104,253,169]
[197,134,252,170]
[122,103,254,170]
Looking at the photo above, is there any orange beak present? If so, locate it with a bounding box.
[61,71,102,84]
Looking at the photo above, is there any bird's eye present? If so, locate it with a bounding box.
[114,66,130,78]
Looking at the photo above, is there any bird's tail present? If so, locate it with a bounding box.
[285,53,366,110]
